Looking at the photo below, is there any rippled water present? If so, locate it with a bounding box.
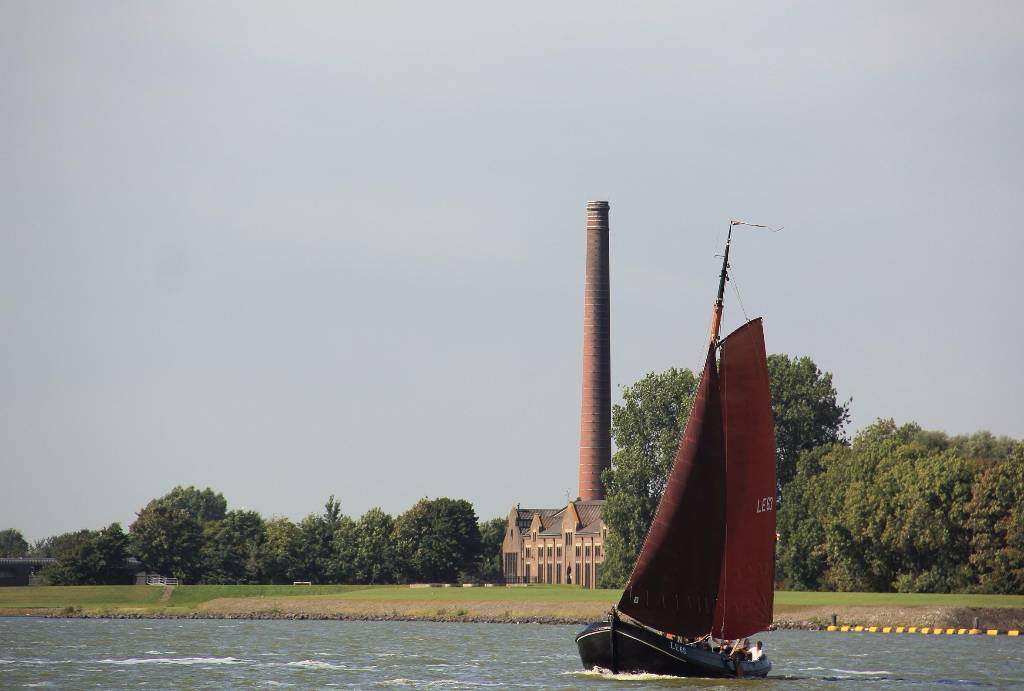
[2,617,1023,689]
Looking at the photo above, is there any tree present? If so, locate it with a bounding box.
[393,498,481,583]
[200,510,266,584]
[775,445,835,589]
[776,420,982,592]
[599,368,699,587]
[472,516,507,583]
[328,514,358,583]
[259,517,303,584]
[41,524,132,585]
[767,354,850,490]
[147,486,227,524]
[37,530,91,583]
[0,529,29,557]
[965,444,1024,593]
[130,505,204,582]
[293,496,345,583]
[30,530,95,558]
[349,508,400,584]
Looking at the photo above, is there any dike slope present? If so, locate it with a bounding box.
[4,599,1022,631]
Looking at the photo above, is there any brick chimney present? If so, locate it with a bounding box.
[578,200,611,501]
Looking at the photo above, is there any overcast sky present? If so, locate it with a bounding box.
[3,2,1022,541]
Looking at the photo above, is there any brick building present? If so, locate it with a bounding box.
[502,500,607,587]
[501,201,611,588]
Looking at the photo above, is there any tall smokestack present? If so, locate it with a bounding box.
[578,200,611,501]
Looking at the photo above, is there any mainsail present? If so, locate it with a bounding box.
[616,345,726,636]
[616,320,776,639]
[713,318,777,639]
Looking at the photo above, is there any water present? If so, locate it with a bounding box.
[1,617,1022,689]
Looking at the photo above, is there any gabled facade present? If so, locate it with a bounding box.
[501,499,607,588]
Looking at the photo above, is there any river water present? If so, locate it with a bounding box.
[1,617,1022,689]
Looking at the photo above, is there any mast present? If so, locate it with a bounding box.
[617,218,778,637]
[709,222,734,347]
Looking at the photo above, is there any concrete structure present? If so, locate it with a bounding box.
[0,558,55,586]
[501,201,610,587]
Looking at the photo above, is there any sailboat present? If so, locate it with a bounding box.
[575,222,778,678]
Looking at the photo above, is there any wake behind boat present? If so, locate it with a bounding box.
[576,221,778,679]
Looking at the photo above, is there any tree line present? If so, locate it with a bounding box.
[4,353,1021,594]
[0,489,506,586]
[598,354,1024,594]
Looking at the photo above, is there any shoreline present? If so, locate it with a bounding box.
[3,602,1023,632]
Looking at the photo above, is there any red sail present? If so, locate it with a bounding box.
[617,345,726,636]
[712,318,777,639]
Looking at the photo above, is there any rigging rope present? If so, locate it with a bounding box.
[729,269,752,325]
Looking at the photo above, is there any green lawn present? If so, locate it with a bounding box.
[321,585,618,603]
[1,585,1022,613]
[774,591,1024,609]
[0,585,166,610]
[164,584,377,608]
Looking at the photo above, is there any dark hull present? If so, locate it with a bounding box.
[575,619,771,679]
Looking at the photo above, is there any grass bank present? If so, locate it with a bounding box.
[1,585,1022,629]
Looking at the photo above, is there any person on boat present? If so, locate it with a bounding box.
[729,639,749,658]
[750,641,765,662]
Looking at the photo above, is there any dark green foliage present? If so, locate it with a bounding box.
[965,445,1024,593]
[775,420,1024,593]
[471,516,507,583]
[130,505,204,583]
[0,529,29,557]
[39,488,493,588]
[393,497,481,583]
[29,531,90,558]
[349,508,400,584]
[148,486,227,524]
[293,496,345,584]
[327,515,358,583]
[200,510,266,584]
[766,354,851,490]
[599,368,698,588]
[258,517,304,584]
[41,524,132,585]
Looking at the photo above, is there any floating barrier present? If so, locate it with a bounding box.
[825,625,1021,636]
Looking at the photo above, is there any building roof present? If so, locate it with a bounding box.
[514,508,561,532]
[513,499,606,537]
[0,557,56,566]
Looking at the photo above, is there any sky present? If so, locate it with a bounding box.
[2,2,1022,541]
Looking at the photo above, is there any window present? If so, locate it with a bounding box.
[585,545,591,557]
[575,545,581,557]
[556,546,562,558]
[565,532,571,546]
[547,546,553,558]
[526,547,531,558]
